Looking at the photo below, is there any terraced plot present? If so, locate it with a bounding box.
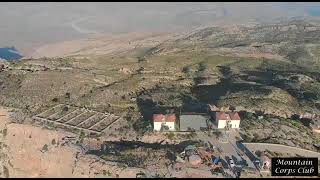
[66,111,97,126]
[89,114,119,132]
[47,106,77,121]
[57,109,85,123]
[37,104,64,118]
[77,112,107,129]
[33,104,122,134]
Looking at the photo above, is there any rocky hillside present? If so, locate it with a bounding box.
[150,19,320,67]
[140,19,320,117]
[0,19,319,146]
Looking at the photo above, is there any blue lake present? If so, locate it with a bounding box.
[0,47,23,61]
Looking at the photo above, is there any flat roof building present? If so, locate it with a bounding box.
[179,113,212,131]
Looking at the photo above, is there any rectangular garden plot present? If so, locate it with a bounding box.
[56,109,85,123]
[77,113,107,129]
[47,106,77,121]
[37,104,64,118]
[33,104,122,134]
[89,114,119,132]
[66,111,97,126]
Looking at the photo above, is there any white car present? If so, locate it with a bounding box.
[229,159,235,168]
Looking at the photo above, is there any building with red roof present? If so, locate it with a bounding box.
[214,112,241,129]
[153,113,176,131]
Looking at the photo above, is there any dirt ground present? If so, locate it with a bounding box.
[27,32,173,59]
[0,107,142,178]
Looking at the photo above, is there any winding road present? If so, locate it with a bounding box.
[243,143,320,159]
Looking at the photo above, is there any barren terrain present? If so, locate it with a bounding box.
[0,107,145,178]
[0,19,320,178]
[26,32,179,59]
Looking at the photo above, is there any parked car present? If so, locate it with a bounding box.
[229,159,235,168]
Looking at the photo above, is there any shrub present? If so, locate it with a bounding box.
[62,106,69,112]
[51,98,58,102]
[79,131,85,143]
[65,92,71,99]
[51,139,56,145]
[182,66,192,73]
[166,132,175,140]
[3,166,9,178]
[255,150,262,157]
[2,128,7,137]
[42,144,48,152]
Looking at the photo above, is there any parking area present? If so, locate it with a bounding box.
[195,130,259,177]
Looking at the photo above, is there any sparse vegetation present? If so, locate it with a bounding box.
[166,132,175,140]
[2,128,7,137]
[102,170,112,176]
[79,131,85,143]
[41,144,48,152]
[3,166,9,178]
[0,19,320,160]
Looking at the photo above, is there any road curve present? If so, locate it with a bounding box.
[243,143,320,159]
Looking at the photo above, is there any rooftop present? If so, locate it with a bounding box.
[180,114,211,131]
[153,114,176,122]
[229,112,241,120]
[215,112,240,121]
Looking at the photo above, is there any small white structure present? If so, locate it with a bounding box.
[260,153,271,172]
[215,112,240,129]
[153,114,176,131]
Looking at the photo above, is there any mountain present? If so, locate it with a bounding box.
[0,19,319,151]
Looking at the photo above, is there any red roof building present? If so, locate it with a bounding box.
[215,112,231,121]
[153,114,165,122]
[166,114,176,122]
[153,113,176,131]
[214,111,241,129]
[229,112,241,120]
[215,112,241,121]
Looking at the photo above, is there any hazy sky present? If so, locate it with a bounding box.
[0,2,319,50]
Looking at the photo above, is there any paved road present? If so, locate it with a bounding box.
[196,131,249,177]
[221,130,258,172]
[243,143,320,159]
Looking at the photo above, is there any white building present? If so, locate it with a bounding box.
[214,112,240,129]
[153,114,176,131]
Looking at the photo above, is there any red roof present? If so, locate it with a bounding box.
[215,112,230,121]
[153,114,176,122]
[166,114,176,122]
[153,114,165,122]
[215,112,240,121]
[229,112,241,120]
